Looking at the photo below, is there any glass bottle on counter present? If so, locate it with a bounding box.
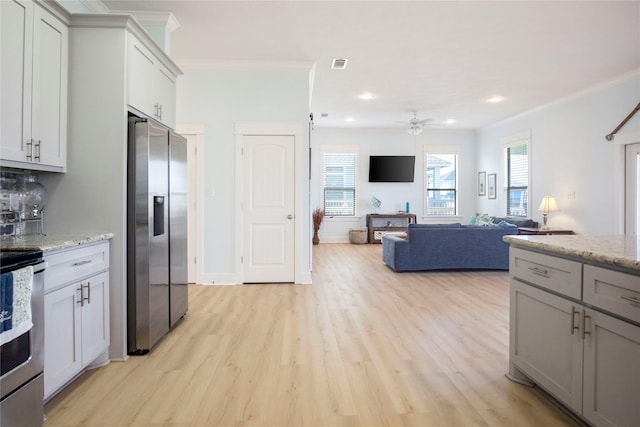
[16,174,48,219]
[11,173,48,235]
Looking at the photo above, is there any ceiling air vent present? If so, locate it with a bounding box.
[331,58,348,70]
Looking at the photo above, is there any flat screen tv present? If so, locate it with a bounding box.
[368,156,415,182]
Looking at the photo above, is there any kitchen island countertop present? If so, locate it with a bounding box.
[0,233,113,252]
[503,234,640,272]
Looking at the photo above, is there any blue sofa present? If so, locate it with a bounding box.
[382,223,518,271]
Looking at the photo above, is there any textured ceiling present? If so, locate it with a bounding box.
[101,0,640,130]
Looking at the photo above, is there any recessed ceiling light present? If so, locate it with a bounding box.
[331,58,348,70]
[345,117,355,122]
[358,92,375,101]
[445,119,456,125]
[486,95,505,103]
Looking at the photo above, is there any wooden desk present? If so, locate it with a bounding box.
[517,227,574,235]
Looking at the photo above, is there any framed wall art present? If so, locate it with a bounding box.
[478,171,486,196]
[488,173,496,199]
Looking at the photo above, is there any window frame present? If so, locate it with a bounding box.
[320,145,359,217]
[503,130,531,218]
[423,146,460,218]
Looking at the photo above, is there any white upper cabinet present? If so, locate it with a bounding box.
[32,4,68,169]
[127,34,177,128]
[128,37,156,117]
[155,63,177,128]
[1,0,34,164]
[0,0,68,172]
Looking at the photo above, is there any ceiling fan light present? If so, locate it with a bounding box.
[408,125,422,135]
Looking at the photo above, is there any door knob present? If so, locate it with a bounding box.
[287,214,294,219]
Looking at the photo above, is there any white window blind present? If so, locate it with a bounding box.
[505,143,529,216]
[323,152,357,216]
[425,153,457,216]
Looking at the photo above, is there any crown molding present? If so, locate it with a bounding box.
[79,0,109,13]
[177,59,315,71]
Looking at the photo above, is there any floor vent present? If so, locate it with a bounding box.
[331,58,348,69]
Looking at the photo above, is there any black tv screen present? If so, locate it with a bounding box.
[368,156,415,182]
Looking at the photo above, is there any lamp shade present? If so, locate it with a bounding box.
[538,196,559,213]
[407,125,423,136]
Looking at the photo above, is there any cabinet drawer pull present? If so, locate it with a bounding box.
[570,306,580,335]
[73,260,92,267]
[582,311,591,340]
[76,286,84,307]
[528,266,550,278]
[84,282,91,304]
[26,139,33,161]
[34,140,41,162]
[621,295,640,305]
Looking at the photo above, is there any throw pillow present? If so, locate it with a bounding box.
[475,213,495,227]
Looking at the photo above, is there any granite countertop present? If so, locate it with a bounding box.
[504,234,640,272]
[0,233,113,252]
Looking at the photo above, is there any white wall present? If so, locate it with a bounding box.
[175,67,311,282]
[476,73,640,234]
[40,26,129,359]
[310,128,477,242]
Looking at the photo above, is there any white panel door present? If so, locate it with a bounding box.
[242,135,295,283]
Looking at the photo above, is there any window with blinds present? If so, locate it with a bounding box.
[425,153,457,216]
[505,142,529,216]
[322,151,357,216]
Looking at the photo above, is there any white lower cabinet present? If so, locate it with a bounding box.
[510,280,583,412]
[509,248,640,427]
[583,310,640,427]
[44,242,110,399]
[44,283,81,396]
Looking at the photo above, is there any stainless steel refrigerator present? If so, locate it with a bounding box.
[127,117,188,354]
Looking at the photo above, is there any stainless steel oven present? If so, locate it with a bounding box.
[0,250,45,427]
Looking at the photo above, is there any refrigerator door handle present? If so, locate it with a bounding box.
[153,196,165,236]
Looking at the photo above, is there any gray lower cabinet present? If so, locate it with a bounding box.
[582,309,640,427]
[44,241,110,400]
[510,280,584,412]
[509,247,640,427]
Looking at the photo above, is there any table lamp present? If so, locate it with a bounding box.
[538,196,559,230]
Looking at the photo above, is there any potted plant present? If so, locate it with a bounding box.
[312,207,324,245]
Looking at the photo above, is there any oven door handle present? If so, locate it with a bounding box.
[33,261,47,274]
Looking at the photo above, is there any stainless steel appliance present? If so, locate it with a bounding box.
[127,117,188,354]
[0,250,46,427]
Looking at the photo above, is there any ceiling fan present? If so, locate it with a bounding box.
[398,112,436,135]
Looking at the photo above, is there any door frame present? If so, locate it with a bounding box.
[625,142,640,234]
[176,122,204,284]
[612,130,640,234]
[234,122,312,285]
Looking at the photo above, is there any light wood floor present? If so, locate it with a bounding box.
[44,244,578,427]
